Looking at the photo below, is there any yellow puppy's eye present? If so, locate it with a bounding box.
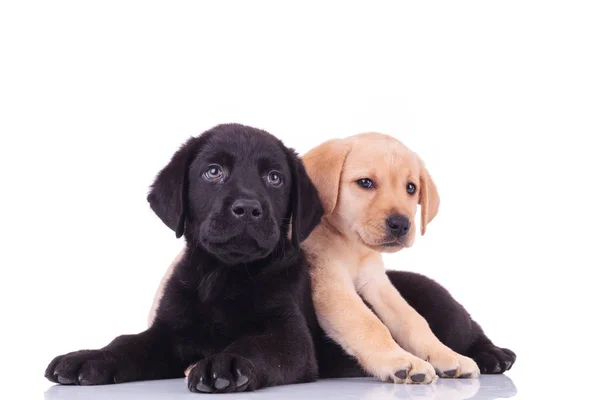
[407,182,416,195]
[357,178,375,189]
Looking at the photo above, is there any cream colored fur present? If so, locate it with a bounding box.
[302,133,479,384]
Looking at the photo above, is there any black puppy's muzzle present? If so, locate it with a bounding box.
[199,194,280,264]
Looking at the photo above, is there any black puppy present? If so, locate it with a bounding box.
[45,124,325,393]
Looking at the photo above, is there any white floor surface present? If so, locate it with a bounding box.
[43,375,518,400]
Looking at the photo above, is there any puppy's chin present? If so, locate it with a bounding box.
[376,241,408,253]
[200,233,278,265]
[356,231,409,253]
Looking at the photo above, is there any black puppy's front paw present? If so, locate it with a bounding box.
[470,345,516,374]
[45,350,118,385]
[187,353,254,394]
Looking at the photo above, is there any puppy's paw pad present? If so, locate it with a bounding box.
[410,373,426,383]
[57,376,75,385]
[195,376,212,393]
[214,377,230,390]
[187,353,254,393]
[443,369,457,378]
[235,369,249,388]
[394,369,408,380]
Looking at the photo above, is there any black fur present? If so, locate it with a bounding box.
[45,124,515,393]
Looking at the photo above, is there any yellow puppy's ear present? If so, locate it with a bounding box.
[302,139,352,216]
[418,158,440,235]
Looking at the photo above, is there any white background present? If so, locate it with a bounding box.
[1,1,599,398]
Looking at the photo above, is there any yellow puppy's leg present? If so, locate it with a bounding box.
[311,265,436,384]
[358,262,480,379]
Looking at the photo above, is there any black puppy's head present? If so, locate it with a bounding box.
[147,124,323,265]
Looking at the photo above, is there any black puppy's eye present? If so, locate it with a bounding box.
[204,164,224,181]
[407,182,417,195]
[357,178,375,189]
[267,171,283,187]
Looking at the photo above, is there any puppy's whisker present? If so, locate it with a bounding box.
[274,237,287,260]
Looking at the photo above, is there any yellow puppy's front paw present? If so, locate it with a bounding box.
[428,349,480,379]
[392,356,437,384]
[366,350,437,384]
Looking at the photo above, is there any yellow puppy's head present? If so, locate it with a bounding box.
[302,132,439,252]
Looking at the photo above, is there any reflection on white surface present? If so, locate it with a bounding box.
[44,375,517,400]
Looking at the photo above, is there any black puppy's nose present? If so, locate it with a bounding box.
[387,215,410,237]
[231,199,263,220]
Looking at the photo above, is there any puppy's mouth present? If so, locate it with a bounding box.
[203,234,273,264]
[200,233,273,264]
[379,241,403,248]
[200,226,280,264]
[373,240,405,250]
[357,232,406,251]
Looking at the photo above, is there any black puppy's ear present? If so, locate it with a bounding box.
[147,137,200,238]
[286,149,324,247]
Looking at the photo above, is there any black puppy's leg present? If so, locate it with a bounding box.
[45,325,183,385]
[187,317,317,393]
[385,270,516,374]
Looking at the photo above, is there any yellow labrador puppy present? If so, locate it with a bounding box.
[301,133,480,384]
